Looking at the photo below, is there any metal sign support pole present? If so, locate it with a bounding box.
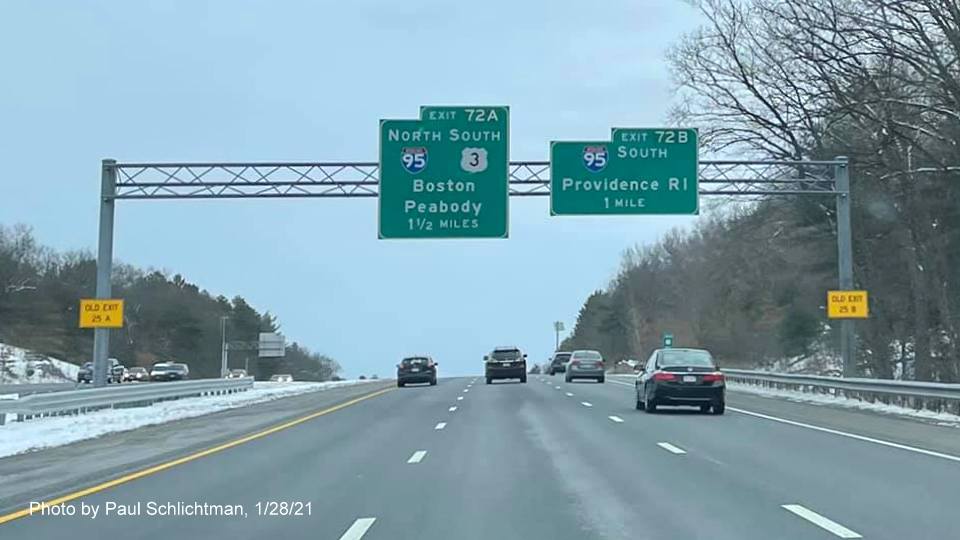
[92,159,117,387]
[834,157,856,376]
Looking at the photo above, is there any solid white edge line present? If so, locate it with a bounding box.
[339,517,377,540]
[434,422,446,430]
[608,415,624,423]
[657,442,687,454]
[605,377,960,464]
[782,505,862,538]
[729,406,960,464]
[448,406,457,412]
[407,450,427,464]
[565,392,574,397]
[580,401,593,407]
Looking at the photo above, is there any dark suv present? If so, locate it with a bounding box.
[485,347,527,384]
[397,356,438,387]
[77,359,124,384]
[547,351,571,375]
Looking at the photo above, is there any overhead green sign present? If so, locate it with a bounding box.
[663,333,674,348]
[550,128,699,215]
[379,106,509,239]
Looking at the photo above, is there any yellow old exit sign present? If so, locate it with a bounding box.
[827,290,869,319]
[79,299,125,328]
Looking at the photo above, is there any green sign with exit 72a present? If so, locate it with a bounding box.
[378,106,509,239]
[550,128,699,215]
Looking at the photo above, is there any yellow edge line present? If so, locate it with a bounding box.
[0,385,394,526]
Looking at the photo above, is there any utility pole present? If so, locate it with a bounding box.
[553,321,565,350]
[220,316,229,377]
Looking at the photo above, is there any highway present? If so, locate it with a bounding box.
[2,375,959,539]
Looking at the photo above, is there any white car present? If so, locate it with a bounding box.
[269,374,294,383]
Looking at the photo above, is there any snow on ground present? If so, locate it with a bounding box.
[0,343,78,384]
[729,382,960,428]
[0,379,376,458]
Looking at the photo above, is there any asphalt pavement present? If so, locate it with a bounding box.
[2,374,958,539]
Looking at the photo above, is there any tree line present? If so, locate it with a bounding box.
[0,224,341,381]
[563,0,959,381]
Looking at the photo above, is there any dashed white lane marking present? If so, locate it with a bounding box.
[457,396,464,401]
[580,401,593,407]
[339,518,377,540]
[448,406,457,412]
[407,450,427,464]
[781,505,862,538]
[463,389,469,393]
[435,422,446,430]
[607,375,960,464]
[608,415,624,423]
[729,407,960,463]
[565,392,574,397]
[555,386,562,390]
[657,442,686,455]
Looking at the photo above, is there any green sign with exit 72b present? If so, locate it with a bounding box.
[550,128,699,215]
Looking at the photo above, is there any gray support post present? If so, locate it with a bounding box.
[835,157,856,377]
[220,316,229,378]
[92,159,117,388]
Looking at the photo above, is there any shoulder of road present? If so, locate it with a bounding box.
[0,381,393,515]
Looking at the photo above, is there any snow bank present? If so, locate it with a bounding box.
[729,382,960,428]
[0,343,79,384]
[0,379,376,458]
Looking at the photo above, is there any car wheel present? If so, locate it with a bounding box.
[597,376,605,383]
[712,400,726,415]
[486,377,492,384]
[430,378,437,386]
[645,398,658,413]
[635,392,645,410]
[520,375,527,383]
[397,381,404,388]
[699,404,711,413]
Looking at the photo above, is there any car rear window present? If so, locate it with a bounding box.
[660,350,714,367]
[574,351,602,360]
[402,357,429,365]
[553,353,571,363]
[492,350,520,360]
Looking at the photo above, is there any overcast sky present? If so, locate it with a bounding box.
[0,1,704,377]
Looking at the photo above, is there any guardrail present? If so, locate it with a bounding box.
[722,369,960,415]
[0,377,254,426]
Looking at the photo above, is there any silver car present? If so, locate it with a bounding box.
[564,350,605,383]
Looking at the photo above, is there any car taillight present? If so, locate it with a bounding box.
[703,372,725,382]
[652,372,676,381]
[597,361,604,369]
[571,359,580,366]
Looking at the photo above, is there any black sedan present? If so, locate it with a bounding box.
[635,348,725,414]
[397,356,437,387]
